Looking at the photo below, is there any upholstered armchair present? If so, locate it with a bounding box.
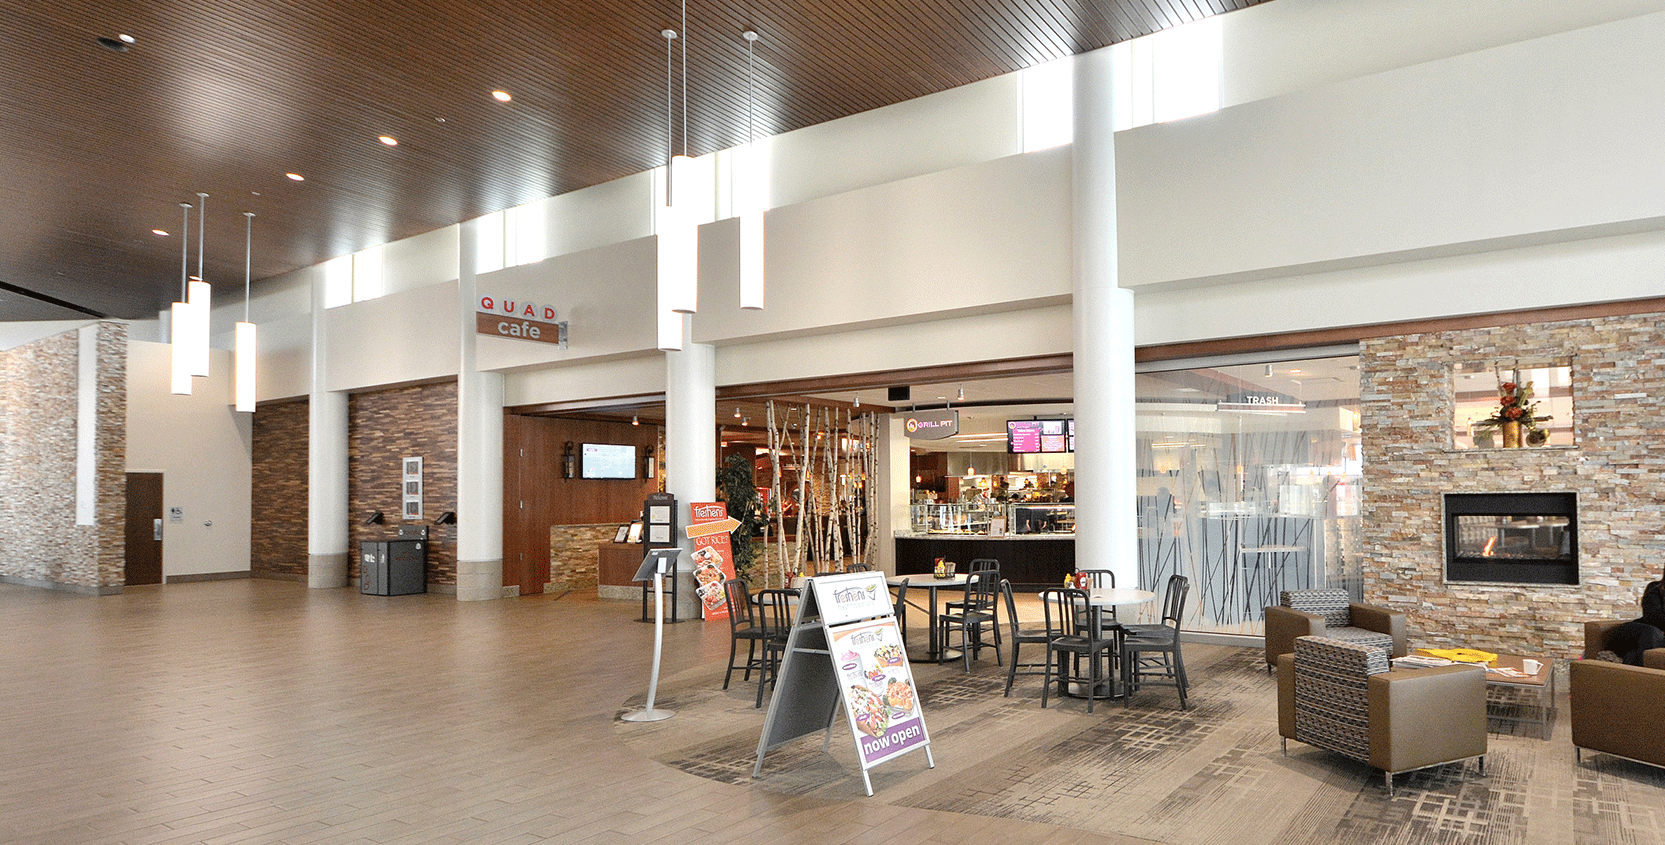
[1265,588,1407,671]
[1583,619,1665,665]
[1277,636,1487,795]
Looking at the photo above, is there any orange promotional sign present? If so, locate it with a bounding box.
[688,502,739,620]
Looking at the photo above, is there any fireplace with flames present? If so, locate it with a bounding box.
[1444,492,1578,585]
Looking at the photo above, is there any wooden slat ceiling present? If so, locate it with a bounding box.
[0,0,1267,321]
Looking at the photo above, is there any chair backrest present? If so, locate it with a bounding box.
[969,569,999,611]
[969,558,1000,575]
[1000,579,1019,637]
[1291,635,1390,763]
[1052,588,1093,639]
[1159,574,1191,631]
[892,577,908,615]
[1281,589,1351,628]
[847,563,872,572]
[724,578,756,631]
[1038,589,1076,639]
[755,588,797,636]
[1076,569,1114,589]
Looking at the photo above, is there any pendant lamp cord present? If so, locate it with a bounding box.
[179,202,191,301]
[681,0,688,158]
[196,192,208,283]
[663,27,676,207]
[244,212,254,322]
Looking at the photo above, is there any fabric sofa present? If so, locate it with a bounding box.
[1265,589,1408,671]
[1277,635,1487,795]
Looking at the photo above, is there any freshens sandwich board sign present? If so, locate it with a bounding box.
[752,571,934,795]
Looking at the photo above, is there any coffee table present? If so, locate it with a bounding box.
[1483,654,1555,740]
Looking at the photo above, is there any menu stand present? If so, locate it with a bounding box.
[622,548,682,723]
[753,572,934,796]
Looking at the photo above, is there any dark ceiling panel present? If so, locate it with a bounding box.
[0,0,1269,321]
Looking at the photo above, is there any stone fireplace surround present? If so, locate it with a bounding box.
[1360,310,1665,659]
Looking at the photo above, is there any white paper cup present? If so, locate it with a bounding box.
[1521,658,1542,675]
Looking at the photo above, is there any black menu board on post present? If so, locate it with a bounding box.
[638,492,681,622]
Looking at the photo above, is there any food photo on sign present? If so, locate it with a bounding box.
[831,620,926,764]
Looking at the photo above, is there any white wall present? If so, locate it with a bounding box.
[696,146,1071,345]
[383,227,460,295]
[125,340,252,578]
[1119,11,1665,293]
[502,355,667,408]
[1220,0,1665,107]
[0,320,95,351]
[323,281,462,392]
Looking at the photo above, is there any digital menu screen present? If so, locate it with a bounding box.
[1007,420,1043,453]
[1039,419,1067,453]
[1067,419,1075,452]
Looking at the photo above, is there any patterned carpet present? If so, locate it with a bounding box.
[616,643,1665,845]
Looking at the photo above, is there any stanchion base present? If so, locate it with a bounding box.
[621,708,676,722]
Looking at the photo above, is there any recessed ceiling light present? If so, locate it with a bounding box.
[286,172,304,181]
[434,117,446,123]
[378,135,398,146]
[95,36,130,52]
[492,90,512,102]
[152,229,168,236]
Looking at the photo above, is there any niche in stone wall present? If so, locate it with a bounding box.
[1450,359,1574,450]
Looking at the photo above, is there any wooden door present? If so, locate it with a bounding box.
[124,472,164,586]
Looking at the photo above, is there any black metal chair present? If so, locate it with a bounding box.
[1121,574,1191,710]
[722,578,770,690]
[891,577,910,645]
[938,569,1002,671]
[754,588,798,708]
[1003,579,1054,696]
[1044,587,1117,712]
[1073,568,1119,631]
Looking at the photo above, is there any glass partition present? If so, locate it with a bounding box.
[1136,353,1362,635]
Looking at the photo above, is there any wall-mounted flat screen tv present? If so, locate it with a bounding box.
[1008,420,1043,453]
[581,443,636,479]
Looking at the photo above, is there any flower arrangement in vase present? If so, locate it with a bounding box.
[1473,369,1551,447]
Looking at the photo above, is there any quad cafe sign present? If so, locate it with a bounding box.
[476,295,568,348]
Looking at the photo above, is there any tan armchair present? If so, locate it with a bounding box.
[1278,636,1487,795]
[1571,658,1665,769]
[1265,588,1407,671]
[1583,619,1665,664]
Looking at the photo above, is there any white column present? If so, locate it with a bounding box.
[873,414,912,575]
[307,273,349,588]
[665,319,715,615]
[1072,46,1139,588]
[456,219,506,601]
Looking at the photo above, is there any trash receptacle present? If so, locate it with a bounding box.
[360,537,426,596]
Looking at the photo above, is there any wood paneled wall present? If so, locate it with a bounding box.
[503,416,661,595]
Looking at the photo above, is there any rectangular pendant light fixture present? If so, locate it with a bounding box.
[170,301,194,395]
[665,154,698,314]
[186,279,211,377]
[234,211,256,412]
[234,321,256,411]
[738,31,765,311]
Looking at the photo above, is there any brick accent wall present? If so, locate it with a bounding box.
[0,322,127,592]
[251,398,309,581]
[548,524,618,591]
[1360,312,1665,658]
[348,382,458,587]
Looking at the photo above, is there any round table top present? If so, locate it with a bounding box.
[885,574,969,587]
[1088,587,1157,606]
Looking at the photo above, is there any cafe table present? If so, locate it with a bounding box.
[1066,586,1158,699]
[885,573,969,662]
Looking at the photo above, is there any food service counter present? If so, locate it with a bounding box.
[894,533,1074,590]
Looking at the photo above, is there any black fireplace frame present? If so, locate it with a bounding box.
[1443,492,1578,585]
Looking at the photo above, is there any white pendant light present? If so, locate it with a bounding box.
[170,201,194,395]
[234,212,256,413]
[738,29,765,310]
[656,25,688,350]
[186,192,212,378]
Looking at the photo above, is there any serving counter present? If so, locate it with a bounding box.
[894,533,1074,590]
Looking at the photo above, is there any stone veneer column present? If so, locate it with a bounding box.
[455,218,505,601]
[308,266,349,588]
[1071,46,1139,587]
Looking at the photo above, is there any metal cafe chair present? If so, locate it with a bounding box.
[753,587,798,708]
[721,578,770,691]
[1121,574,1192,710]
[1003,579,1055,696]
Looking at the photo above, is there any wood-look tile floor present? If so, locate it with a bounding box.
[0,580,1143,845]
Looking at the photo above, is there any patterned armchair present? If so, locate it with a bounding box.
[1264,589,1407,671]
[1277,636,1487,795]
